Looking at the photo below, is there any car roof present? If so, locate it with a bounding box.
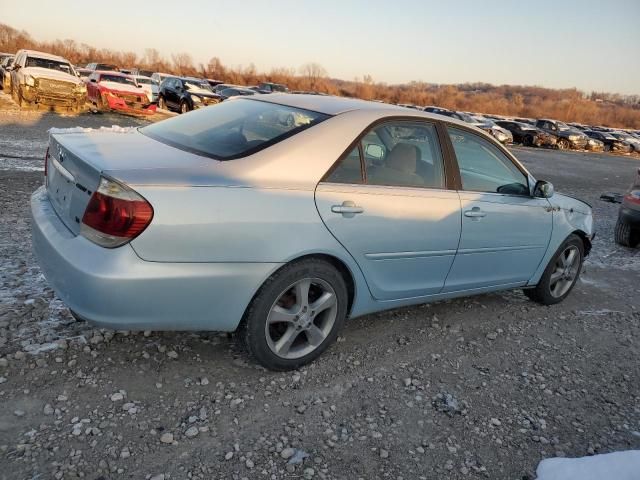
[253,93,426,116]
[16,49,69,62]
[246,94,482,129]
[95,70,127,75]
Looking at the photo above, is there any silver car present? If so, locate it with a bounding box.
[31,95,594,370]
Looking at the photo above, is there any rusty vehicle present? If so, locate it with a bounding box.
[615,168,640,247]
[9,49,86,112]
[495,120,558,148]
[86,70,157,115]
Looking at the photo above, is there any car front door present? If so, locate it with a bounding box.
[442,126,552,292]
[315,120,462,301]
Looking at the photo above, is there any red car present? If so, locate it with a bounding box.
[615,167,640,247]
[86,71,156,115]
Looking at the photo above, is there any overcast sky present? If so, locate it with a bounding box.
[1,0,639,94]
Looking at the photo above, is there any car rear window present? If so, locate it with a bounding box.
[140,98,330,160]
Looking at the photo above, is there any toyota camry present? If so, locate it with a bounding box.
[31,95,594,370]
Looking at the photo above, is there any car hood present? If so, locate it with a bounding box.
[99,81,144,94]
[24,67,81,84]
[549,192,592,215]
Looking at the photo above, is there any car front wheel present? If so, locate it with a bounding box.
[158,96,166,110]
[557,139,570,150]
[524,234,584,305]
[239,258,348,371]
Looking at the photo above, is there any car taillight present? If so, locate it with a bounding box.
[625,190,640,206]
[81,176,153,248]
[44,147,49,186]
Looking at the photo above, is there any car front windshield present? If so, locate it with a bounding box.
[185,81,212,92]
[556,122,571,131]
[100,75,136,86]
[25,57,75,75]
[141,98,330,160]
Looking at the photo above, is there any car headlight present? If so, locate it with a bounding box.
[75,84,87,93]
[24,75,36,87]
[568,135,580,141]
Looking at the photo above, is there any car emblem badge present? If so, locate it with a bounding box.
[57,146,64,162]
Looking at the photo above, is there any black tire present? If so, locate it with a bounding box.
[523,135,533,147]
[524,234,584,306]
[604,144,611,152]
[180,100,190,114]
[557,139,570,150]
[614,219,638,247]
[238,258,348,371]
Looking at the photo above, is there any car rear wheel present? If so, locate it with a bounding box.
[238,258,348,371]
[614,219,639,247]
[524,234,584,305]
[180,101,189,114]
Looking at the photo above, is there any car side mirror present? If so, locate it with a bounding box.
[90,78,97,83]
[534,180,554,198]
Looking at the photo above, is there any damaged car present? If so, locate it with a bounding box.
[0,55,14,90]
[9,49,87,112]
[615,168,640,247]
[535,119,588,150]
[584,130,632,153]
[158,76,221,113]
[495,120,558,147]
[86,71,156,115]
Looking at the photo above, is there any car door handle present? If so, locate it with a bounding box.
[331,201,364,217]
[464,207,486,218]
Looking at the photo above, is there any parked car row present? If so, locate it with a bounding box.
[395,105,640,155]
[0,48,290,115]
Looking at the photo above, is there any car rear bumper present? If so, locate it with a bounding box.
[619,204,640,228]
[31,187,280,331]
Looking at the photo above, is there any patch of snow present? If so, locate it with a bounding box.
[48,125,138,134]
[577,309,623,316]
[0,157,43,171]
[536,450,640,480]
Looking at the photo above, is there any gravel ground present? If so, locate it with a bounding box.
[1,93,639,480]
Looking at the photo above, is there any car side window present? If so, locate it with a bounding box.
[325,146,363,184]
[365,121,445,189]
[448,127,529,196]
[324,121,446,189]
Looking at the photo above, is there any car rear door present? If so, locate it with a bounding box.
[315,120,462,301]
[441,125,552,292]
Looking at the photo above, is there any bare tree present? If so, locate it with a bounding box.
[171,52,194,76]
[299,62,327,90]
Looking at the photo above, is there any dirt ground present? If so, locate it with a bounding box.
[1,92,639,480]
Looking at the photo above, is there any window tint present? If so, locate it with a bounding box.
[448,127,529,195]
[324,121,445,189]
[141,98,329,160]
[325,146,363,184]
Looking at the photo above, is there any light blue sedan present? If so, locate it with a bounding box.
[31,95,594,370]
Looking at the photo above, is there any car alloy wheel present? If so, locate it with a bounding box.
[180,101,188,114]
[548,245,580,298]
[265,277,338,360]
[159,97,165,110]
[557,139,569,150]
